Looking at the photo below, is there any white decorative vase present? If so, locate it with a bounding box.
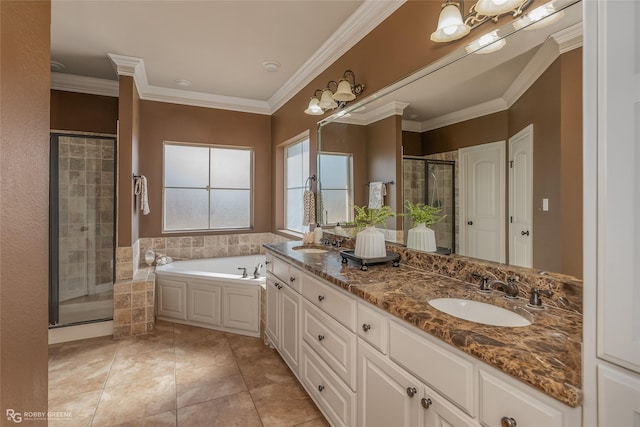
[406,222,437,252]
[354,226,387,258]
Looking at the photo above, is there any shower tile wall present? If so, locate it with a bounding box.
[403,152,459,252]
[58,136,115,302]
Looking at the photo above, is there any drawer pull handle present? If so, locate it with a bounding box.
[318,295,325,302]
[318,385,325,392]
[290,276,296,282]
[406,387,417,398]
[421,398,432,409]
[362,323,372,332]
[317,334,325,341]
[501,417,517,427]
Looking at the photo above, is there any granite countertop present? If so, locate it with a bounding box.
[264,241,582,408]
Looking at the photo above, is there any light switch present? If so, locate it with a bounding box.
[543,198,549,211]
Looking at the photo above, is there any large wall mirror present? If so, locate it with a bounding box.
[317,0,583,278]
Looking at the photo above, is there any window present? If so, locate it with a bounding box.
[163,142,253,232]
[284,138,310,233]
[318,152,353,225]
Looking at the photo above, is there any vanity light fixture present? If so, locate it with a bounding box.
[431,0,532,43]
[304,70,365,115]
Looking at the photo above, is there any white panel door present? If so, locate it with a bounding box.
[157,279,187,320]
[188,282,221,326]
[280,283,300,372]
[460,141,506,263]
[222,286,258,333]
[508,125,533,268]
[597,0,640,373]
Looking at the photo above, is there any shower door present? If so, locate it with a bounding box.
[49,133,116,326]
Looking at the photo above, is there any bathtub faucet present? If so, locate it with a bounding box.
[253,263,263,279]
[238,267,248,278]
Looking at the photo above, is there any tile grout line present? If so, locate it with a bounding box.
[227,335,266,427]
[89,337,120,427]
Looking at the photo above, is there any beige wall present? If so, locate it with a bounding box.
[137,100,272,238]
[0,0,50,421]
[50,90,118,135]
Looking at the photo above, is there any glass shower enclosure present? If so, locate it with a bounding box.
[403,157,456,253]
[49,133,116,326]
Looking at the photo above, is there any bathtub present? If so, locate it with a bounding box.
[155,255,266,337]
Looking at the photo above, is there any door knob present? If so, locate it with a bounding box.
[467,221,473,225]
[521,230,530,236]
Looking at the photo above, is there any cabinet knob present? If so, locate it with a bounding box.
[290,276,296,282]
[406,387,417,398]
[318,295,325,302]
[318,385,325,392]
[265,260,271,265]
[467,220,473,225]
[420,397,433,409]
[317,334,325,341]
[362,323,371,332]
[501,416,517,427]
[521,230,530,236]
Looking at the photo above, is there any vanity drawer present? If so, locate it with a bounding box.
[479,369,564,427]
[271,255,300,292]
[389,321,475,415]
[300,341,356,427]
[302,300,356,390]
[301,274,356,331]
[357,302,389,354]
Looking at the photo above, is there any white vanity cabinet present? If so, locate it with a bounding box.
[264,251,581,427]
[265,274,301,373]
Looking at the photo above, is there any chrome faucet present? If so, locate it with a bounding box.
[489,276,519,299]
[238,267,248,278]
[253,263,263,279]
[471,272,491,293]
[528,287,553,308]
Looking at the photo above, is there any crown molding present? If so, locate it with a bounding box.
[551,22,583,53]
[106,53,271,114]
[402,120,422,132]
[335,101,408,126]
[268,0,406,113]
[420,98,508,132]
[51,72,119,97]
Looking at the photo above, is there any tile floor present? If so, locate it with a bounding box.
[48,321,329,427]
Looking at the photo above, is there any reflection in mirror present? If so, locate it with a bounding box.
[317,0,582,278]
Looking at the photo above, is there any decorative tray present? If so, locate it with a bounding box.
[339,250,400,271]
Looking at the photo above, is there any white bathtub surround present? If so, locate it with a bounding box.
[155,256,266,337]
[138,232,291,267]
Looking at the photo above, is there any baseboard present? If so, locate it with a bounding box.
[49,320,114,344]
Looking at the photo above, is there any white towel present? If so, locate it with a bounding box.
[368,182,386,209]
[303,190,316,225]
[134,175,150,215]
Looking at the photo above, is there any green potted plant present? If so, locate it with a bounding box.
[404,201,444,252]
[350,205,395,258]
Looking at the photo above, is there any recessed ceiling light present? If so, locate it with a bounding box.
[50,60,65,72]
[262,61,281,72]
[175,79,191,88]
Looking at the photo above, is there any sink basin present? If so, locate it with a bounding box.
[292,246,329,254]
[428,298,531,327]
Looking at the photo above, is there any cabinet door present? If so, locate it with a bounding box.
[265,277,280,347]
[596,0,640,373]
[358,340,420,427]
[598,364,640,427]
[280,283,300,372]
[157,279,187,320]
[420,383,478,427]
[222,286,259,333]
[187,282,221,326]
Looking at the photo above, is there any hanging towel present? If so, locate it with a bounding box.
[368,182,386,209]
[303,190,316,226]
[134,175,150,215]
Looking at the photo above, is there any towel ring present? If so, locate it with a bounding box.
[305,175,316,191]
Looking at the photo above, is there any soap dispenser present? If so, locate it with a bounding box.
[313,223,323,244]
[334,222,346,236]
